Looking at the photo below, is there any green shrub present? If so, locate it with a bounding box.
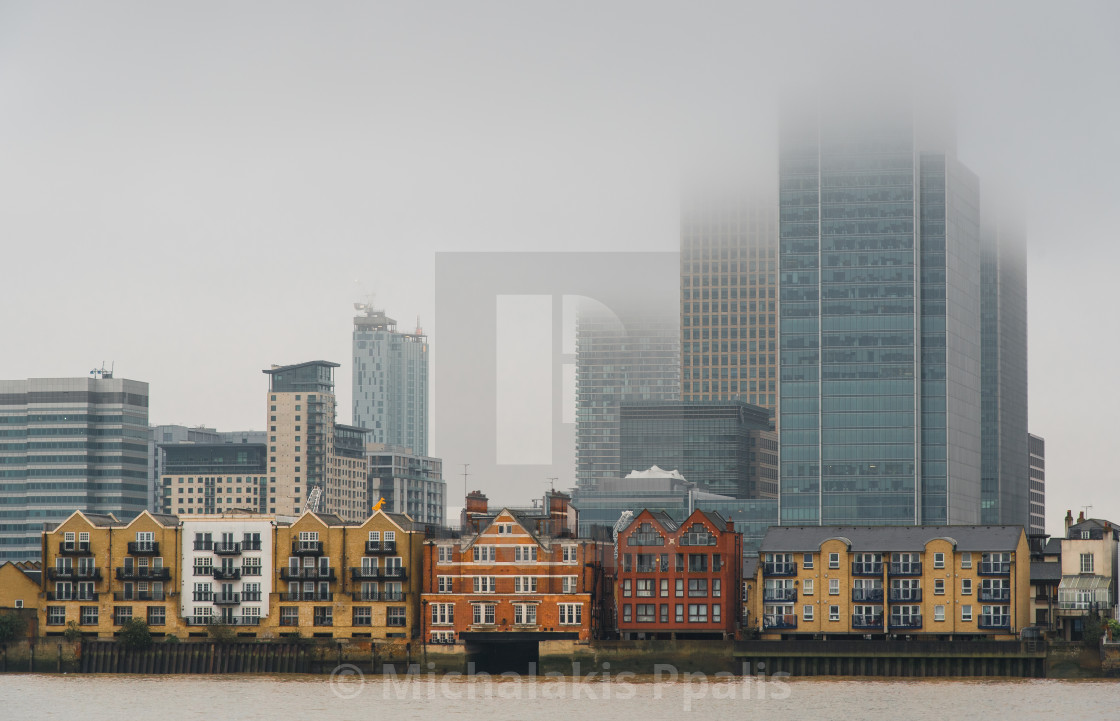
[0,613,27,644]
[63,621,83,643]
[118,618,153,650]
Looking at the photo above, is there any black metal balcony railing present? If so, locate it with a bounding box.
[113,591,164,602]
[193,566,214,576]
[365,540,396,554]
[281,567,337,581]
[292,541,324,556]
[193,541,213,551]
[280,591,334,602]
[763,562,796,577]
[979,563,1011,576]
[888,614,923,629]
[351,591,406,602]
[127,541,159,555]
[58,541,92,556]
[979,587,1011,602]
[185,616,261,626]
[852,562,884,576]
[242,592,262,602]
[214,542,242,556]
[49,568,102,581]
[888,588,923,603]
[763,588,798,602]
[242,540,262,551]
[351,567,379,581]
[978,614,1011,630]
[116,567,171,581]
[852,614,884,629]
[213,594,241,606]
[193,592,213,602]
[889,562,922,576]
[852,587,884,602]
[381,568,406,580]
[213,568,241,581]
[47,591,100,601]
[762,614,797,630]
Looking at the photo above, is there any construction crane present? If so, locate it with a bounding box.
[306,486,322,514]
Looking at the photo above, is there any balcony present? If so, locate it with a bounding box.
[213,568,242,581]
[127,541,159,556]
[113,591,165,602]
[365,540,396,554]
[852,587,884,603]
[979,587,1011,602]
[243,540,262,551]
[979,563,1011,576]
[47,592,100,601]
[889,562,922,576]
[852,614,884,630]
[280,591,334,602]
[58,541,92,556]
[213,594,241,606]
[351,591,406,602]
[978,614,1011,630]
[351,567,379,581]
[762,562,796,577]
[185,616,261,626]
[381,568,407,580]
[762,614,797,630]
[281,567,336,582]
[214,542,242,556]
[115,567,171,581]
[291,540,324,556]
[888,614,923,630]
[888,589,922,603]
[242,592,262,602]
[49,568,102,581]
[852,562,883,576]
[193,541,213,551]
[763,588,797,602]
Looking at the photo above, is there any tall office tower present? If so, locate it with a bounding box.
[980,217,1029,527]
[263,361,369,522]
[681,197,779,414]
[1028,433,1045,536]
[778,91,982,526]
[574,299,680,492]
[0,373,149,561]
[352,304,429,456]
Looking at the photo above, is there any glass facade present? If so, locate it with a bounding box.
[352,308,429,456]
[778,95,981,526]
[1028,433,1045,536]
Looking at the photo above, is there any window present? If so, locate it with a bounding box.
[687,604,708,623]
[473,576,495,593]
[438,576,453,593]
[622,604,632,623]
[147,607,165,626]
[676,554,685,572]
[622,554,632,573]
[314,607,333,626]
[828,553,840,569]
[934,605,945,622]
[636,579,654,598]
[514,577,538,594]
[437,546,453,563]
[514,546,538,562]
[962,579,972,595]
[514,604,537,625]
[961,552,972,569]
[934,579,945,595]
[242,557,262,576]
[802,553,814,569]
[1081,530,1091,540]
[933,552,945,569]
[431,604,454,626]
[473,546,495,562]
[688,554,708,573]
[563,576,579,594]
[562,546,577,564]
[675,604,684,623]
[387,607,406,627]
[558,604,582,625]
[473,604,496,625]
[47,607,66,626]
[829,579,839,595]
[803,579,814,595]
[659,578,669,597]
[352,608,371,627]
[1080,553,1094,574]
[636,604,656,623]
[114,607,132,626]
[622,579,632,597]
[803,605,814,621]
[961,605,973,622]
[497,523,513,534]
[713,579,722,598]
[829,605,840,622]
[675,579,684,597]
[688,578,708,597]
[81,606,99,626]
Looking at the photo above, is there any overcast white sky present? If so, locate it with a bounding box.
[1,1,1117,534]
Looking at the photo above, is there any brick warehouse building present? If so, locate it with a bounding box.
[615,509,742,639]
[421,491,613,669]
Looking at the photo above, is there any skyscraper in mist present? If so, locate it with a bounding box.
[352,304,429,455]
[778,91,983,526]
[575,300,679,491]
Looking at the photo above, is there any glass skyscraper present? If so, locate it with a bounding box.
[778,93,982,526]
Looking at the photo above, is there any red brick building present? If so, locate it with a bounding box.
[615,509,742,639]
[421,491,613,649]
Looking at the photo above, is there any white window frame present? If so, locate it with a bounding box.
[803,579,814,595]
[803,604,814,621]
[934,604,945,622]
[828,605,840,622]
[961,604,973,622]
[828,552,840,569]
[829,578,839,595]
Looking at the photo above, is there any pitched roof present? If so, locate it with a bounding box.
[1031,561,1062,582]
[760,525,1025,553]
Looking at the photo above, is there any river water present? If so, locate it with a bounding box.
[0,673,1115,720]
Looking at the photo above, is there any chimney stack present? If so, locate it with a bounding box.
[465,490,489,515]
[1065,510,1074,537]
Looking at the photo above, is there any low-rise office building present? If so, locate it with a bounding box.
[753,525,1030,640]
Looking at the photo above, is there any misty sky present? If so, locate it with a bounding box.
[1,1,1117,533]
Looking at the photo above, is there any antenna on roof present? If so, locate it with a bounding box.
[461,463,470,502]
[1081,504,1093,517]
[547,477,558,492]
[90,362,113,380]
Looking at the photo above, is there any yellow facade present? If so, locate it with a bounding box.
[0,562,39,609]
[755,527,1030,640]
